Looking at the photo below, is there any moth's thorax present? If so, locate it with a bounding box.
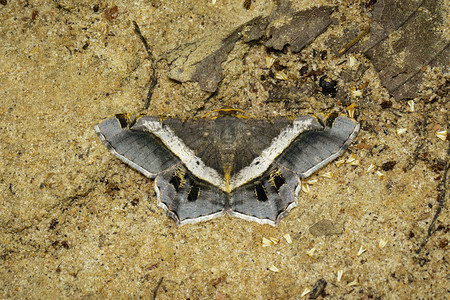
[212,118,243,191]
[213,117,241,149]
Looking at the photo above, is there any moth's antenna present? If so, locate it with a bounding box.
[133,21,157,110]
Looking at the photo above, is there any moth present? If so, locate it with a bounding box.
[95,110,359,225]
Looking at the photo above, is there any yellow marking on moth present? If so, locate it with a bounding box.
[174,167,186,189]
[254,183,268,200]
[201,108,256,120]
[224,172,231,193]
[188,185,200,199]
[268,169,282,190]
[221,153,233,193]
[117,113,132,120]
[157,115,171,122]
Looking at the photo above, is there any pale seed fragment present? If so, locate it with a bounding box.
[351,89,363,97]
[275,71,288,81]
[396,128,407,135]
[346,154,357,164]
[265,56,275,69]
[262,237,272,247]
[300,288,311,297]
[379,238,387,249]
[337,270,344,282]
[357,245,366,256]
[283,233,292,244]
[408,100,415,112]
[335,159,345,167]
[301,182,310,194]
[349,159,361,166]
[269,237,280,245]
[376,170,385,179]
[436,130,447,141]
[348,279,359,286]
[366,163,376,173]
[306,247,316,257]
[307,178,318,184]
[320,171,333,178]
[269,265,279,272]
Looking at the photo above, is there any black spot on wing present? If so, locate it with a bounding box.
[168,168,186,192]
[254,182,268,202]
[270,169,286,194]
[187,185,200,202]
[169,175,182,191]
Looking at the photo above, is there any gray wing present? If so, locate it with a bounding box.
[230,165,300,225]
[95,115,180,178]
[229,117,293,177]
[276,115,359,178]
[155,165,227,225]
[230,114,359,225]
[160,118,223,175]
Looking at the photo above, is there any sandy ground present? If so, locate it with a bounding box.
[0,0,448,299]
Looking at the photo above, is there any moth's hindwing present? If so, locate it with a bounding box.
[229,165,300,225]
[155,165,227,225]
